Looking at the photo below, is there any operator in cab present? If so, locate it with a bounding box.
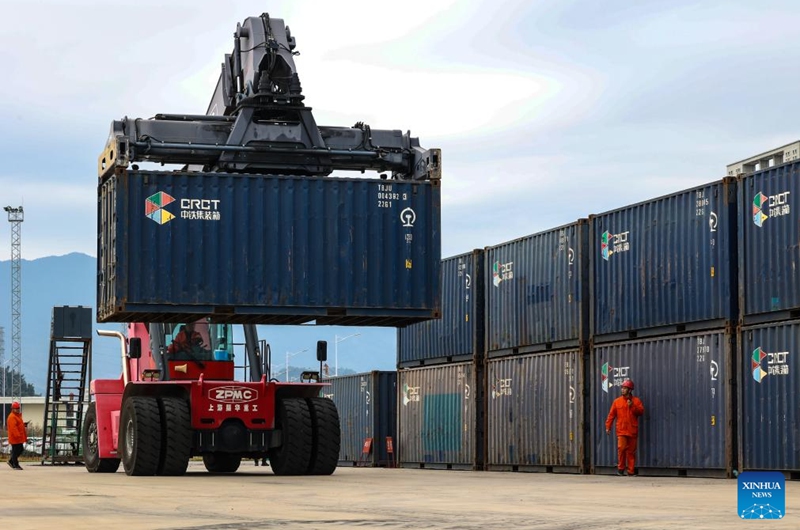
[168,322,206,355]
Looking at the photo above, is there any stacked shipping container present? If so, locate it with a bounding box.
[739,321,800,472]
[591,331,735,476]
[738,162,800,324]
[397,362,479,469]
[589,179,738,476]
[484,222,589,472]
[590,179,738,341]
[325,371,397,467]
[485,349,584,472]
[485,222,588,355]
[397,251,485,469]
[398,251,483,367]
[371,161,800,477]
[738,162,800,474]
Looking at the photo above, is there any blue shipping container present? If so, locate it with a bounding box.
[739,162,800,322]
[591,179,737,340]
[398,251,483,366]
[98,170,441,325]
[486,349,584,472]
[486,221,588,355]
[398,362,479,469]
[591,330,734,476]
[739,320,800,471]
[324,371,397,467]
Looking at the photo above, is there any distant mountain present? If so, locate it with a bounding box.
[0,253,397,395]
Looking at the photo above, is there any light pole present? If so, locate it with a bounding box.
[284,348,308,382]
[0,358,9,429]
[334,333,361,377]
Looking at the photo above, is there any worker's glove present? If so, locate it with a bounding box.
[627,399,632,406]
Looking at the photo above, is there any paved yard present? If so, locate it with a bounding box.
[0,462,795,529]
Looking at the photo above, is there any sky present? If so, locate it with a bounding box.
[0,0,799,379]
[2,0,800,261]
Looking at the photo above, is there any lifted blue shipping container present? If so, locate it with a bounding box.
[738,162,800,323]
[590,179,737,341]
[398,251,484,367]
[591,330,735,477]
[486,349,584,472]
[486,221,588,356]
[98,170,441,325]
[739,320,800,472]
[324,371,397,467]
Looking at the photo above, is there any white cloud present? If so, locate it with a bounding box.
[1,0,800,262]
[304,61,557,137]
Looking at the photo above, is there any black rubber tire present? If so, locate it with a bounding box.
[202,453,242,473]
[82,402,121,473]
[157,397,192,476]
[269,398,313,476]
[120,397,162,476]
[306,397,341,475]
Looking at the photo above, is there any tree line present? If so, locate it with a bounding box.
[0,367,38,397]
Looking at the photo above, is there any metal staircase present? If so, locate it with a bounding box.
[42,307,92,465]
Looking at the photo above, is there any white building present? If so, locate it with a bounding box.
[727,141,800,176]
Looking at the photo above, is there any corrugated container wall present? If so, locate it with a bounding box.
[97,170,441,325]
[739,320,800,471]
[486,221,588,355]
[398,251,484,366]
[590,179,737,340]
[738,162,800,323]
[591,330,735,476]
[398,363,479,469]
[324,371,397,467]
[486,349,584,472]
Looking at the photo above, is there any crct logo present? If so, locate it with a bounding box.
[753,191,791,227]
[208,386,259,403]
[145,192,176,225]
[601,362,631,393]
[752,347,791,383]
[492,260,514,287]
[146,192,223,223]
[402,383,420,406]
[491,378,512,399]
[180,198,221,221]
[600,230,631,261]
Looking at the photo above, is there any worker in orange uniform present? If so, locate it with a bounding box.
[7,401,28,470]
[605,379,644,476]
